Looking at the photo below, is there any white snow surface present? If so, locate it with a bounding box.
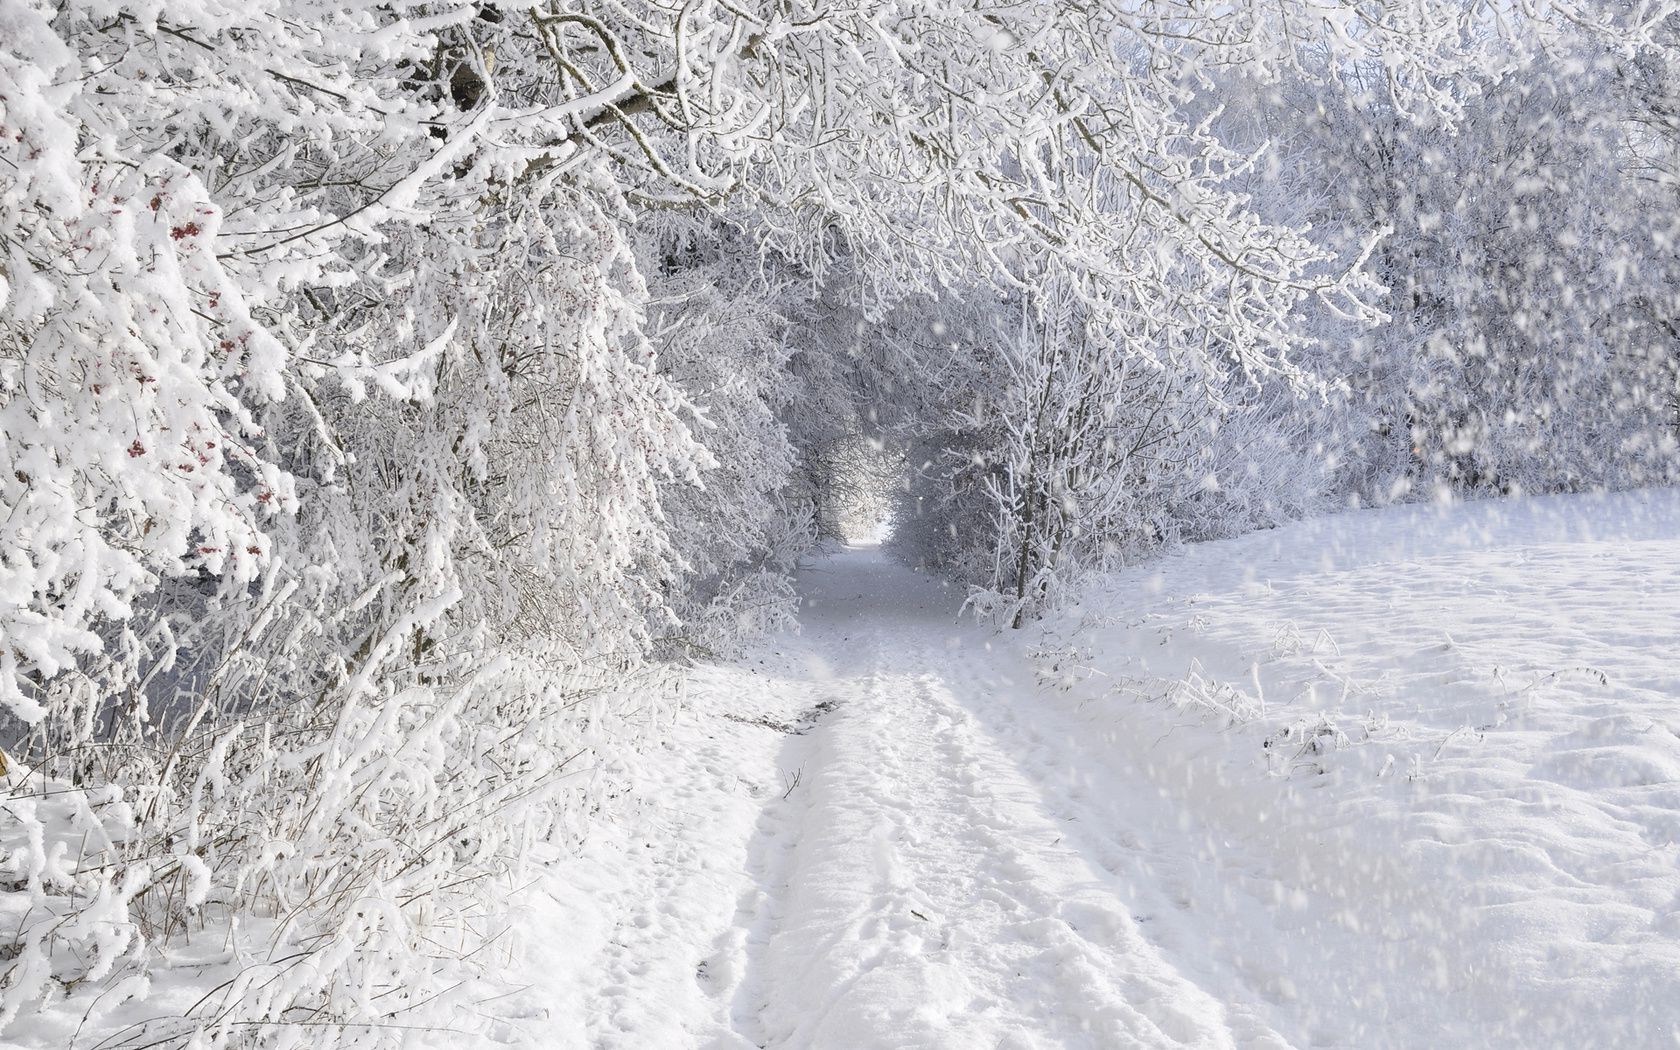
[12,492,1674,1048]
[480,490,1680,1049]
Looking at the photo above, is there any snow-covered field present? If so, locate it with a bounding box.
[1027,490,1680,1046]
[468,490,1680,1048]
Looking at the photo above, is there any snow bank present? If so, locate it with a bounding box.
[1027,489,1680,1045]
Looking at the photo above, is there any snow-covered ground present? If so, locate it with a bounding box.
[475,490,1680,1048]
[15,492,1673,1048]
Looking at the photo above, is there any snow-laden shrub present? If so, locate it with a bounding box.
[639,223,809,654]
[1,160,710,1042]
[0,5,746,1044]
[890,284,1342,627]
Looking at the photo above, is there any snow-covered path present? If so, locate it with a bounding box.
[729,550,1286,1049]
[499,548,1342,1048]
[494,504,1680,1049]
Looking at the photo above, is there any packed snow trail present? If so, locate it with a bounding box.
[492,501,1680,1049]
[724,549,1288,1049]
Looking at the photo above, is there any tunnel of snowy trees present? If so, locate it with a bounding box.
[4,0,1680,1044]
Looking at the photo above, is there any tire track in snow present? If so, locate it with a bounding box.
[715,691,842,1049]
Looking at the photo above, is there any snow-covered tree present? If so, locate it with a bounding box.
[1254,52,1680,503]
